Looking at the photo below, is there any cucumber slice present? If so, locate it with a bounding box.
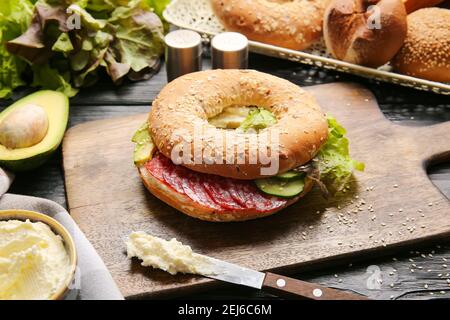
[275,171,303,180]
[255,177,305,198]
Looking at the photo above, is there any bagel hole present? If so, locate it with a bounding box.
[208,105,257,129]
[208,105,277,132]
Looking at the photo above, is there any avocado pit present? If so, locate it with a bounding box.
[0,104,49,149]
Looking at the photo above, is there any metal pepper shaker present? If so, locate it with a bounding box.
[211,32,249,69]
[165,29,202,82]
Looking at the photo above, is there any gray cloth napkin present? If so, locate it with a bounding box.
[0,168,14,196]
[0,191,124,300]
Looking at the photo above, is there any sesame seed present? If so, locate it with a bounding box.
[424,284,429,289]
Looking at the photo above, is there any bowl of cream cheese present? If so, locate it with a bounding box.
[0,210,77,300]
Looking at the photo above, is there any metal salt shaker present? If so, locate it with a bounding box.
[211,32,249,69]
[165,29,202,82]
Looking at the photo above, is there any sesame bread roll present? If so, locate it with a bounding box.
[393,8,450,83]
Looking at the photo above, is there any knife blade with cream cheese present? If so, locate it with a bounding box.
[126,232,369,300]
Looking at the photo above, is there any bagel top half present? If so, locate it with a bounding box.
[149,69,328,180]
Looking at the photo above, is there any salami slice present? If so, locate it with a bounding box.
[162,163,185,194]
[144,155,165,181]
[226,179,259,209]
[203,179,244,210]
[145,153,287,213]
[184,173,222,210]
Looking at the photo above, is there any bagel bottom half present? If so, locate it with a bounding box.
[138,164,313,222]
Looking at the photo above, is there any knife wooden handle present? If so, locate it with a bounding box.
[262,272,370,300]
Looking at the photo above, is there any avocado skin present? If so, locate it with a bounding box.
[0,147,58,171]
[0,90,69,172]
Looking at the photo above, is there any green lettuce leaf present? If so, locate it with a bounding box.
[239,108,277,132]
[145,0,170,18]
[106,0,164,79]
[316,115,364,194]
[52,32,74,52]
[0,36,27,99]
[2,0,168,98]
[0,0,34,99]
[67,4,107,30]
[31,64,79,97]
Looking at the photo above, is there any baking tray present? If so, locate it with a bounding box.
[163,0,450,95]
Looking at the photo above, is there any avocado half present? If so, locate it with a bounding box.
[0,90,69,171]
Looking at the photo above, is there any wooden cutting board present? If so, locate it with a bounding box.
[63,83,450,298]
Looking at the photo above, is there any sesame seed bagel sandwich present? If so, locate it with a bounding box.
[132,70,363,222]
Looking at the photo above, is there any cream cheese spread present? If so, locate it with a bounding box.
[0,219,71,300]
[126,231,213,275]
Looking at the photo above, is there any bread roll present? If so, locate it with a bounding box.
[393,8,450,82]
[402,0,445,13]
[211,0,331,50]
[323,0,407,67]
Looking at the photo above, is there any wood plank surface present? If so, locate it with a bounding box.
[62,82,450,298]
[2,52,449,300]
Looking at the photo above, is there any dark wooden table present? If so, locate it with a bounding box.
[2,53,449,300]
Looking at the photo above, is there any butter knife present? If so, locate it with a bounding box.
[205,257,370,300]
